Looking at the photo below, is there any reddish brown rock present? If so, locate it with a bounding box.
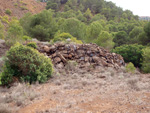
[37,43,125,69]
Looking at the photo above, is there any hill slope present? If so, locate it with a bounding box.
[0,0,46,18]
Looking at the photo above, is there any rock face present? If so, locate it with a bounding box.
[37,42,125,69]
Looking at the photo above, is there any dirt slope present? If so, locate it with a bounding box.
[0,66,150,113]
[0,0,46,18]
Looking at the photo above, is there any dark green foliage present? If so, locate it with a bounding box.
[113,44,145,67]
[113,31,128,47]
[144,22,150,37]
[138,32,149,45]
[0,43,53,85]
[141,47,150,73]
[129,26,143,43]
[46,2,58,10]
[143,22,150,44]
[5,9,12,15]
[46,0,61,10]
[20,10,58,41]
[27,42,37,49]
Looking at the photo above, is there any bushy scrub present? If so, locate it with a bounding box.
[70,37,83,44]
[5,9,12,15]
[53,32,73,42]
[112,44,145,67]
[22,35,32,41]
[27,42,37,49]
[125,62,136,73]
[141,47,150,73]
[53,32,83,44]
[0,43,53,85]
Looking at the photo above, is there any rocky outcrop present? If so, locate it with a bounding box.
[37,42,125,69]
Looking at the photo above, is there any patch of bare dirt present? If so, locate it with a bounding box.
[0,0,46,18]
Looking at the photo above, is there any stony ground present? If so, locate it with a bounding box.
[0,65,150,113]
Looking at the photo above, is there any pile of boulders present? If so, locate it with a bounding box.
[37,42,125,69]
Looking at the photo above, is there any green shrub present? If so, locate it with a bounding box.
[126,62,136,74]
[1,16,9,24]
[20,6,28,10]
[27,42,37,49]
[53,32,83,44]
[22,35,32,41]
[70,37,83,44]
[5,9,12,15]
[141,47,150,73]
[14,3,18,7]
[53,32,72,42]
[0,43,53,85]
[112,44,145,67]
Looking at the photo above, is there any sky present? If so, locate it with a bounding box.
[105,0,150,16]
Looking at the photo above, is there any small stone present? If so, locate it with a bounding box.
[43,46,50,52]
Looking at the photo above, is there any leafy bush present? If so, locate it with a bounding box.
[14,3,18,7]
[0,43,53,85]
[5,9,12,15]
[53,32,73,42]
[22,35,32,41]
[1,16,9,24]
[27,42,37,49]
[53,32,83,44]
[112,44,145,67]
[20,6,28,10]
[125,62,136,73]
[70,37,83,44]
[141,47,150,73]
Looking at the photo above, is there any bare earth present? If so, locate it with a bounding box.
[1,66,150,113]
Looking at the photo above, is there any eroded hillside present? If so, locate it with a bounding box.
[0,0,46,18]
